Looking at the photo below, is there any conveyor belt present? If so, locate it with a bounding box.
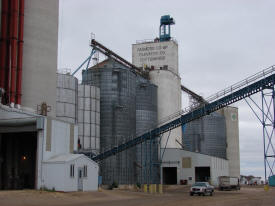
[92,66,275,162]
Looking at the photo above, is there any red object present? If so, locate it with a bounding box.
[16,0,25,105]
[0,0,9,90]
[5,0,11,101]
[9,0,19,104]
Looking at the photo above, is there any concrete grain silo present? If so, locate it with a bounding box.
[0,0,59,116]
[132,16,182,149]
[132,40,182,149]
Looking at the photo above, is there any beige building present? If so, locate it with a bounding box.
[0,0,59,116]
[21,0,59,116]
[218,106,240,178]
[132,40,182,148]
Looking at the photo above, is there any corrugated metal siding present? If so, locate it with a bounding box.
[135,76,158,184]
[56,73,78,124]
[82,60,136,185]
[182,112,227,159]
[77,84,100,153]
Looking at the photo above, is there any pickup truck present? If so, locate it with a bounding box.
[190,182,214,196]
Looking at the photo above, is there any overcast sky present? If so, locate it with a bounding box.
[58,0,275,179]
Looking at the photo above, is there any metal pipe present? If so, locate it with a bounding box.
[0,117,37,126]
[15,0,25,107]
[0,0,9,92]
[91,39,142,73]
[5,0,11,103]
[9,0,19,107]
[181,84,207,104]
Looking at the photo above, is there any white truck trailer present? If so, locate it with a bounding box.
[218,176,240,190]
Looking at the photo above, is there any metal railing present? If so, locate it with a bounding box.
[135,37,178,44]
[206,65,275,103]
[93,65,275,161]
[156,65,275,126]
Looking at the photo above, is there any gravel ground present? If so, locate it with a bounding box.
[0,185,274,206]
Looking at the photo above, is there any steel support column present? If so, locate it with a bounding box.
[245,86,275,183]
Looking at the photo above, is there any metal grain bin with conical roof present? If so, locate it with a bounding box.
[82,59,136,185]
[135,75,158,184]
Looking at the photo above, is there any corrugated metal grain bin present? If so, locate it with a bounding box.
[182,112,227,159]
[82,59,136,185]
[56,73,78,124]
[135,76,159,184]
[78,84,100,153]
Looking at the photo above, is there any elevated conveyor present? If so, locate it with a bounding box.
[92,65,275,162]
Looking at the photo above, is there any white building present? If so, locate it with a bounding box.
[0,105,99,191]
[0,0,100,191]
[161,148,229,186]
[240,176,248,185]
[248,177,262,185]
[43,154,98,192]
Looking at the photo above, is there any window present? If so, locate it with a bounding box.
[70,164,75,178]
[84,165,88,177]
[182,157,191,168]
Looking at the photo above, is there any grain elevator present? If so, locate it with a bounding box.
[0,0,99,191]
[132,15,182,149]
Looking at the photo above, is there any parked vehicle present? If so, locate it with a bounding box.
[190,182,214,196]
[218,176,240,190]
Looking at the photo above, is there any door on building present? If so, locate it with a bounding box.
[78,167,84,191]
[162,167,177,184]
[0,132,37,190]
[195,167,210,182]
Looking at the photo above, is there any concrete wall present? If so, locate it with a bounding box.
[20,0,59,116]
[218,107,240,178]
[132,40,182,148]
[161,148,229,186]
[150,69,182,148]
[132,40,178,74]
